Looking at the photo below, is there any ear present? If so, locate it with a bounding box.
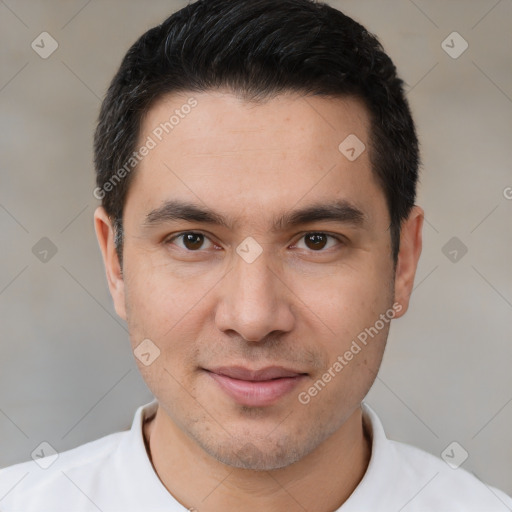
[393,205,424,318]
[94,206,127,321]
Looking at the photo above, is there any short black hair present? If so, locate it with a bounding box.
[94,0,419,267]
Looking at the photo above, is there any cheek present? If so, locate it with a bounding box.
[301,253,393,395]
[122,251,212,383]
[122,248,210,337]
[124,260,203,402]
[306,256,394,337]
[304,316,390,416]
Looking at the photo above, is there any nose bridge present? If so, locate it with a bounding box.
[234,248,276,305]
[215,242,294,341]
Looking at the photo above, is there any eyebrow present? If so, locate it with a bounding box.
[143,198,366,232]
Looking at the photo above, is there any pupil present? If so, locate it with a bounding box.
[184,233,203,250]
[305,233,327,250]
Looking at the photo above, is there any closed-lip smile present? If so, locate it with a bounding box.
[204,365,308,406]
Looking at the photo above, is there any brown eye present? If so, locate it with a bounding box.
[295,232,341,252]
[168,232,214,251]
[182,233,204,250]
[304,233,328,250]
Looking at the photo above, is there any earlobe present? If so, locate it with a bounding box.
[393,206,424,318]
[93,206,127,320]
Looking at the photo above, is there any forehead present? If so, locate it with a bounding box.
[124,90,385,229]
[141,89,370,154]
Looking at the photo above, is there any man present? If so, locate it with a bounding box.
[1,0,511,510]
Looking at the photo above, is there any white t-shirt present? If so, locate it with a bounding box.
[1,400,511,511]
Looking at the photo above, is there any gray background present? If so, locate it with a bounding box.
[1,0,511,496]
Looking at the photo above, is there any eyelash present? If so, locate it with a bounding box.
[164,231,345,253]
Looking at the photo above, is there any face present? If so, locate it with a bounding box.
[95,90,421,471]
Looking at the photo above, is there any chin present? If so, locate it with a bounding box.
[191,428,325,471]
[210,441,303,471]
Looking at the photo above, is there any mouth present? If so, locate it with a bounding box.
[203,365,308,407]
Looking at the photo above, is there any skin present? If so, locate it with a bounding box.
[94,90,423,511]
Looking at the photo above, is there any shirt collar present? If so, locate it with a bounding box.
[114,399,184,509]
[340,402,403,510]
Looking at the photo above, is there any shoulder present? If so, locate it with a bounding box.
[390,439,512,511]
[357,403,512,511]
[0,431,126,511]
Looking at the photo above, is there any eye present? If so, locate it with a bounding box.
[166,232,217,251]
[165,231,343,253]
[293,232,343,252]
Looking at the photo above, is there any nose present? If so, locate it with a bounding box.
[214,247,295,342]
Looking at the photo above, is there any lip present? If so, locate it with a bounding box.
[208,365,305,381]
[204,366,308,407]
[205,366,307,407]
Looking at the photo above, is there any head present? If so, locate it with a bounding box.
[94,0,423,471]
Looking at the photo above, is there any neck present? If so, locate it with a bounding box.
[143,405,371,512]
